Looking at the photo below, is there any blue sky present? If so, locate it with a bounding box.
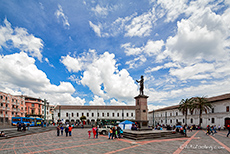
[0,0,230,110]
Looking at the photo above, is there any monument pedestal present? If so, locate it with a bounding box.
[134,95,152,131]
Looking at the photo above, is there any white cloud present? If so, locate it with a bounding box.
[91,4,108,16]
[169,63,215,80]
[126,55,146,69]
[89,21,102,37]
[125,10,156,37]
[89,95,106,105]
[157,0,188,22]
[45,58,54,68]
[0,19,43,61]
[55,4,70,29]
[0,52,85,105]
[109,98,126,106]
[61,55,83,72]
[62,51,139,102]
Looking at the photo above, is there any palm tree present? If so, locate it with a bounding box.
[193,96,212,127]
[178,98,194,125]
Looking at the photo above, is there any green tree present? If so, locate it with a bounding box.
[193,96,212,127]
[80,115,86,122]
[178,98,194,125]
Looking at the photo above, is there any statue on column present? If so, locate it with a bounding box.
[136,75,144,95]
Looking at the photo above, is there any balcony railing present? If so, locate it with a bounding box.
[13,108,16,111]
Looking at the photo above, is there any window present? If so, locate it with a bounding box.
[212,108,214,113]
[32,104,34,107]
[170,113,172,116]
[87,113,89,117]
[200,118,202,123]
[66,113,68,117]
[170,119,172,123]
[0,96,2,99]
[212,118,215,123]
[112,113,114,117]
[143,110,146,112]
[191,118,193,123]
[117,113,119,117]
[82,113,84,116]
[183,119,184,123]
[126,113,129,117]
[102,113,104,117]
[131,113,133,117]
[107,113,109,117]
[97,113,99,117]
[72,113,74,117]
[58,113,60,117]
[176,112,178,116]
[92,113,94,117]
[21,101,23,105]
[226,106,229,112]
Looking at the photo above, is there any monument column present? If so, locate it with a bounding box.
[135,95,149,129]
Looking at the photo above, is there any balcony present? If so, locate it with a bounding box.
[7,107,10,110]
[0,99,6,103]
[13,108,16,111]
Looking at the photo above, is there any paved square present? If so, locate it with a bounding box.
[0,129,229,154]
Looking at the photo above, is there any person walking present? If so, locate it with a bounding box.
[92,126,96,139]
[27,123,30,131]
[88,129,91,139]
[108,128,112,139]
[218,125,221,131]
[95,126,99,139]
[227,125,230,137]
[65,126,69,137]
[68,125,72,136]
[57,125,60,136]
[60,125,64,136]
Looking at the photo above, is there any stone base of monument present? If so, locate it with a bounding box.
[123,130,185,140]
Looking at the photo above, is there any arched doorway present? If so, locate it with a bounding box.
[225,118,230,126]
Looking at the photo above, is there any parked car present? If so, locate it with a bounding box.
[98,125,114,135]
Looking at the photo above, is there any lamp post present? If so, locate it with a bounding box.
[44,99,47,127]
[152,109,155,127]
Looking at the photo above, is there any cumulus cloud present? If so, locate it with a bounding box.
[0,52,85,105]
[0,19,43,61]
[62,50,138,102]
[55,4,70,29]
[89,95,106,105]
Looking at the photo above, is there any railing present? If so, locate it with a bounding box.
[7,107,10,110]
[0,99,6,103]
[13,108,16,111]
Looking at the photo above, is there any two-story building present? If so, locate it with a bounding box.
[148,93,230,128]
[53,105,136,125]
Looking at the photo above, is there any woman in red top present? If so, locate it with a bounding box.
[68,125,72,136]
[92,126,96,138]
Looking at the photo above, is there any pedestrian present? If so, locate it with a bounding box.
[60,125,64,136]
[22,123,26,131]
[88,129,91,139]
[69,125,72,136]
[57,125,60,136]
[227,125,230,137]
[92,126,96,138]
[65,126,69,137]
[120,129,123,138]
[117,126,121,138]
[17,122,19,131]
[95,126,99,139]
[218,125,221,131]
[27,123,30,131]
[112,127,116,139]
[183,125,187,137]
[108,128,112,139]
[19,122,21,131]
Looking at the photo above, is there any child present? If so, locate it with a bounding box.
[88,129,91,139]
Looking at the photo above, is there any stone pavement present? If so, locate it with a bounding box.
[0,129,229,154]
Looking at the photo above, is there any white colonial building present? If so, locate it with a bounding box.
[148,93,230,128]
[53,105,136,125]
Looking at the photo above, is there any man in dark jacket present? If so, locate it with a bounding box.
[227,125,230,137]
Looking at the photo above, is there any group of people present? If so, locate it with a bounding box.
[16,122,29,131]
[108,126,123,139]
[88,126,99,139]
[206,124,230,137]
[56,124,73,137]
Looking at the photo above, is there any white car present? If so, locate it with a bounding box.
[98,125,114,135]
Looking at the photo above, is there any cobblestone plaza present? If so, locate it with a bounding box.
[0,129,229,154]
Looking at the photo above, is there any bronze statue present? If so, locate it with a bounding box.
[136,75,144,95]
